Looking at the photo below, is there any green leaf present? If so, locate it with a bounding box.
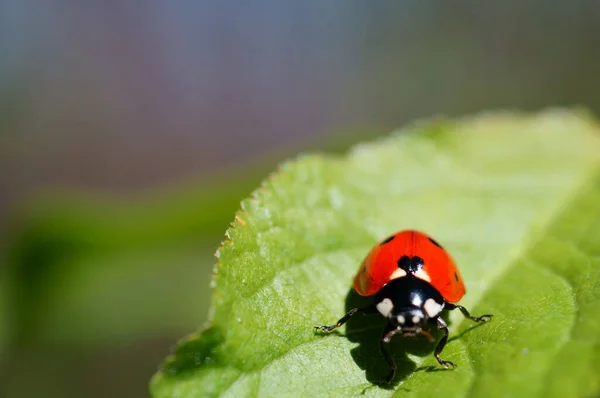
[151,110,600,398]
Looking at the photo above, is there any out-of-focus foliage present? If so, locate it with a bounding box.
[151,110,600,397]
[6,176,262,346]
[1,172,267,397]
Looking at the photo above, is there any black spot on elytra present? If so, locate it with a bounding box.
[397,255,424,273]
[454,272,459,282]
[411,256,424,272]
[428,237,443,249]
[379,235,395,246]
[397,256,410,270]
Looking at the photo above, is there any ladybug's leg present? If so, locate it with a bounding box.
[380,323,399,383]
[433,316,456,369]
[314,305,377,333]
[446,303,493,323]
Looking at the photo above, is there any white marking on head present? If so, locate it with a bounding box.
[412,315,421,324]
[424,298,443,318]
[376,298,394,317]
[414,269,431,282]
[390,268,407,280]
[397,315,405,324]
[411,295,423,307]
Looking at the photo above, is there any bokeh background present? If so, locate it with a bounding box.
[2,2,600,397]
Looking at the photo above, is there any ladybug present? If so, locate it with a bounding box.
[315,230,492,382]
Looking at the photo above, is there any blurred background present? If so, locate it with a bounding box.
[1,2,600,397]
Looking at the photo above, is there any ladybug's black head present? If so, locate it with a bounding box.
[374,276,446,336]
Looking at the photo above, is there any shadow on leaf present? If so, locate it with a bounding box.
[341,289,448,388]
[448,319,488,343]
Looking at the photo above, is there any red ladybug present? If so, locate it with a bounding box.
[315,230,492,382]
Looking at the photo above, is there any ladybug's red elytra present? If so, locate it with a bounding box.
[315,230,492,383]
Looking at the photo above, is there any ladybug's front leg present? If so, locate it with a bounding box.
[314,305,377,333]
[380,322,400,383]
[446,303,493,323]
[433,316,456,369]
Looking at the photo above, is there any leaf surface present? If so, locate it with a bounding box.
[151,110,600,398]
